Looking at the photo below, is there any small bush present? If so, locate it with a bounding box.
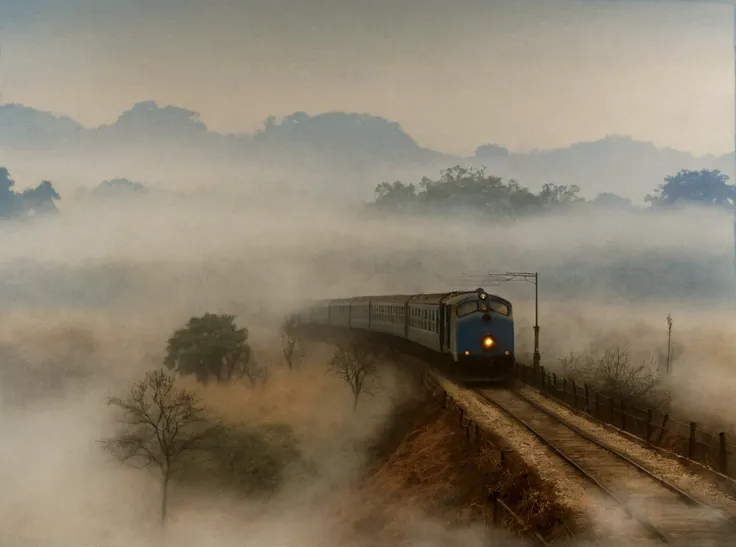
[178,421,311,496]
[557,344,669,410]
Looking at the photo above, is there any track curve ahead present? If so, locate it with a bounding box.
[476,387,736,546]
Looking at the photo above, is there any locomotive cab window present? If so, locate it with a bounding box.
[487,299,510,316]
[456,300,479,317]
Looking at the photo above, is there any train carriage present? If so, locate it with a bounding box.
[369,294,409,338]
[328,298,352,328]
[406,293,444,353]
[293,287,515,382]
[349,296,372,329]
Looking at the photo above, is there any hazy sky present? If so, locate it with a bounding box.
[0,0,733,156]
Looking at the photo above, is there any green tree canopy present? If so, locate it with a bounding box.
[164,313,252,384]
[370,165,583,217]
[645,169,735,208]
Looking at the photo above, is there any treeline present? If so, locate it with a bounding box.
[0,167,152,221]
[0,168,60,219]
[369,166,735,215]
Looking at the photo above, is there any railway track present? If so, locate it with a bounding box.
[476,386,736,546]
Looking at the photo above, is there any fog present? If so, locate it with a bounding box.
[0,164,734,546]
[1,0,732,157]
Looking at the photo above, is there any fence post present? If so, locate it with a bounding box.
[610,398,615,422]
[584,384,590,414]
[621,400,627,431]
[540,366,546,390]
[490,490,500,525]
[656,413,669,446]
[595,392,600,418]
[553,373,557,390]
[689,422,697,459]
[572,381,578,409]
[720,432,728,475]
[563,379,567,403]
[646,409,653,442]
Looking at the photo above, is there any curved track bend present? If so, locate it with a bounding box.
[476,387,736,546]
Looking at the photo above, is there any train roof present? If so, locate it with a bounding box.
[307,288,511,307]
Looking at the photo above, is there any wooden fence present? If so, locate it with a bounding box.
[514,362,736,479]
[423,371,556,544]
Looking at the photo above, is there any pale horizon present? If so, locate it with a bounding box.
[0,0,734,157]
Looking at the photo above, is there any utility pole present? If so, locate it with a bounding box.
[732,1,736,182]
[666,313,673,374]
[486,271,540,371]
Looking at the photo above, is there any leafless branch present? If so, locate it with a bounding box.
[100,368,220,520]
[327,336,379,410]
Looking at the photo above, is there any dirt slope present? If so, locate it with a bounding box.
[328,388,573,546]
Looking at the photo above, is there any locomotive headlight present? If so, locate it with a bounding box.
[479,293,487,300]
[482,335,494,349]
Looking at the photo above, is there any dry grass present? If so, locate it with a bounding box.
[325,390,574,546]
[178,343,345,427]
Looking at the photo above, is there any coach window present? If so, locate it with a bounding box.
[456,300,478,317]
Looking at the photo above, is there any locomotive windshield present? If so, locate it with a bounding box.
[456,297,510,317]
[456,300,478,317]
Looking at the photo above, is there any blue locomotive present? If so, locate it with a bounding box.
[294,288,515,382]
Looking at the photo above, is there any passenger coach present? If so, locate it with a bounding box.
[294,287,515,381]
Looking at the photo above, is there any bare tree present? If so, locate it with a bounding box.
[558,345,669,409]
[597,345,664,406]
[100,368,219,521]
[328,336,379,410]
[240,355,271,387]
[281,315,299,372]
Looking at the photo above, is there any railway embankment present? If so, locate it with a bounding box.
[516,382,736,517]
[428,370,670,545]
[339,371,575,546]
[424,365,736,545]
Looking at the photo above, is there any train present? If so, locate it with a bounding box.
[293,287,515,383]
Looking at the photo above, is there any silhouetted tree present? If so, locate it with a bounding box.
[370,165,584,216]
[475,143,510,160]
[0,167,19,217]
[0,168,60,218]
[164,313,252,384]
[100,369,219,521]
[372,181,417,211]
[537,183,584,208]
[645,169,735,208]
[328,336,378,410]
[592,192,633,209]
[20,180,60,215]
[91,178,148,199]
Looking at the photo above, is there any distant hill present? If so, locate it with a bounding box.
[471,136,732,202]
[1,101,732,202]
